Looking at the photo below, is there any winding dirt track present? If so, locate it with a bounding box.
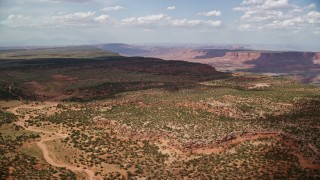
[8,103,95,180]
[158,132,320,170]
[37,135,95,179]
[192,132,279,155]
[7,101,319,179]
[192,132,320,170]
[1,81,22,101]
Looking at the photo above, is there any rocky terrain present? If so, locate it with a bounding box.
[96,44,320,86]
[0,47,319,179]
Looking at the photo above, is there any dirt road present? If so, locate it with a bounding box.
[9,103,95,180]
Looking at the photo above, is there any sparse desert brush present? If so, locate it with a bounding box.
[0,55,319,178]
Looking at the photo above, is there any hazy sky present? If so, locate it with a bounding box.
[0,0,320,50]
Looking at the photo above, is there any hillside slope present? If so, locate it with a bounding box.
[0,55,228,101]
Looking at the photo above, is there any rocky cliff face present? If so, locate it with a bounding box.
[313,53,320,64]
[95,44,320,85]
[153,50,319,67]
[224,52,261,62]
[246,52,317,68]
[223,51,318,65]
[258,52,315,61]
[158,49,320,85]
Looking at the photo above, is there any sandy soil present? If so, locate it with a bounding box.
[192,132,279,154]
[157,131,320,170]
[8,103,95,180]
[7,101,320,178]
[248,83,270,89]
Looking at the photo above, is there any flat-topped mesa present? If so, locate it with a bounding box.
[258,52,315,60]
[224,52,261,61]
[245,52,318,68]
[224,51,320,64]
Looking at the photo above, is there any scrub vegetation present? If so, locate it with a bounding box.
[0,48,319,179]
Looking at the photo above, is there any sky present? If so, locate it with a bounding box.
[0,0,320,51]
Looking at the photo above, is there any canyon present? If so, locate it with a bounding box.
[96,44,320,85]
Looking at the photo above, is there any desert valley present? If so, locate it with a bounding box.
[0,46,319,179]
[1,0,320,179]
